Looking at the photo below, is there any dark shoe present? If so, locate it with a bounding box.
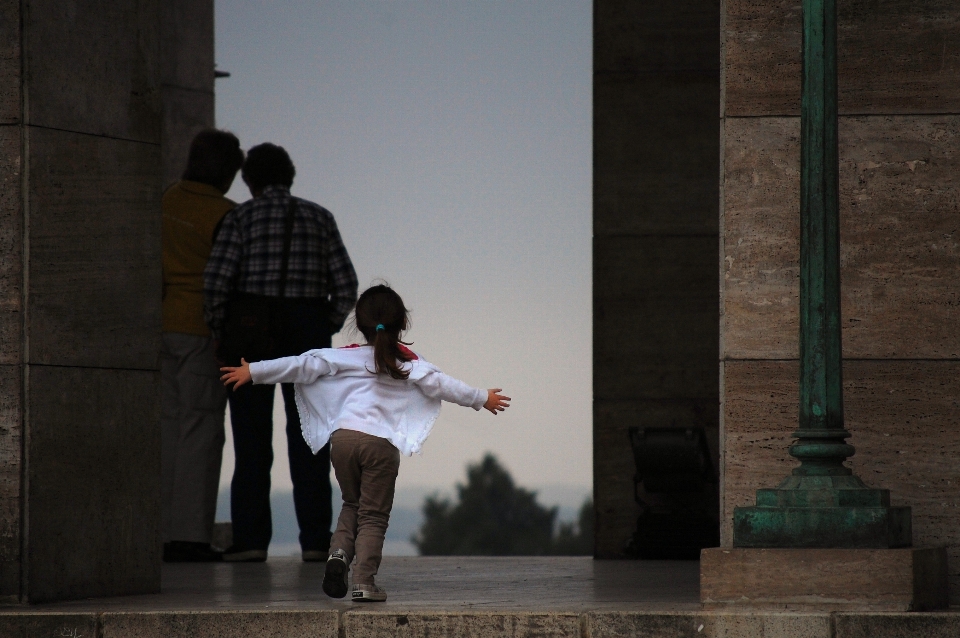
[322,549,349,598]
[162,541,223,563]
[221,546,268,562]
[303,536,332,562]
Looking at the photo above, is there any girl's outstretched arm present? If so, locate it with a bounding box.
[414,367,511,413]
[220,353,334,388]
[221,358,252,389]
[483,389,511,415]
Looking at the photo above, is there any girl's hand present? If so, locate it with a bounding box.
[220,358,252,389]
[483,389,511,415]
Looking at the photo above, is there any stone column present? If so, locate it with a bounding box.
[0,0,181,603]
[593,0,721,557]
[720,0,960,603]
[160,0,216,188]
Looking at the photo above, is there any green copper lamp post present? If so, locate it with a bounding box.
[732,0,911,548]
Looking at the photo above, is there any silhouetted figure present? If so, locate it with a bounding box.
[204,143,358,562]
[161,129,244,562]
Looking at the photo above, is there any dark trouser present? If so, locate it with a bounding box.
[227,299,333,552]
[160,333,226,544]
[329,429,401,585]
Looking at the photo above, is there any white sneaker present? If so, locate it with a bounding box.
[352,583,387,602]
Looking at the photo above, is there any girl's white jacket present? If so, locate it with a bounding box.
[248,345,486,456]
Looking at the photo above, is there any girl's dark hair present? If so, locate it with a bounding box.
[355,284,412,380]
[182,129,244,188]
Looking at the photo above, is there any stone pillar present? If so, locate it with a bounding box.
[721,0,960,602]
[593,0,721,557]
[160,0,216,188]
[0,0,172,603]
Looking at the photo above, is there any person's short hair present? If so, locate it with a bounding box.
[181,129,244,188]
[241,143,296,191]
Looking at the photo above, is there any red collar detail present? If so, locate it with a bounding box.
[339,343,419,361]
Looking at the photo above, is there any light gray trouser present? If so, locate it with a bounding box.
[160,332,227,543]
[330,429,401,585]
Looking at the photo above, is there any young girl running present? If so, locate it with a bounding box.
[220,284,510,602]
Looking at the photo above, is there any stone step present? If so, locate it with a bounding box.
[2,609,960,637]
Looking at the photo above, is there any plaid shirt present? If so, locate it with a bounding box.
[203,186,358,338]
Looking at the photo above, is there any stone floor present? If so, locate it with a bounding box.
[37,556,703,612]
[3,558,959,637]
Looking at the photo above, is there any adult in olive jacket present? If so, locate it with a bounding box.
[160,130,244,562]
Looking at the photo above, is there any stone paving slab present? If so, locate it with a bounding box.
[0,558,958,637]
[5,609,960,637]
[16,557,700,612]
[99,610,340,638]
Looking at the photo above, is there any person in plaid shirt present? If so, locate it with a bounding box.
[204,143,358,562]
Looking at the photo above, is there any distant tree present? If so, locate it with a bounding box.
[551,498,594,556]
[412,454,557,555]
[412,454,594,556]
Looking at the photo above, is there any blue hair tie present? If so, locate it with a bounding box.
[376,324,385,332]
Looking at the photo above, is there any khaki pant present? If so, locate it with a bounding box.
[160,332,227,543]
[329,429,400,585]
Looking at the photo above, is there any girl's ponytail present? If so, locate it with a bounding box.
[355,285,412,380]
[372,322,411,380]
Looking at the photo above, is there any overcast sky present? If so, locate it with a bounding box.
[214,0,592,497]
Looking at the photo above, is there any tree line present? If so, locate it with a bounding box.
[412,454,593,555]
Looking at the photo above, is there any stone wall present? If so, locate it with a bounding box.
[161,0,216,188]
[594,0,721,557]
[0,0,22,593]
[721,0,960,602]
[0,0,213,603]
[0,0,163,603]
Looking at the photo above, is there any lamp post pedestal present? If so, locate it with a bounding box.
[701,0,947,610]
[729,0,913,552]
[733,474,912,549]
